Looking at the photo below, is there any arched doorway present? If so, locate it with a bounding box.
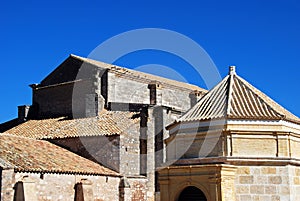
[178,186,207,201]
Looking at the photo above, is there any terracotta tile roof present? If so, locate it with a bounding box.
[177,66,300,123]
[4,110,139,139]
[0,134,119,176]
[71,54,206,92]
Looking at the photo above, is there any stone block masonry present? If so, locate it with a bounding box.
[235,165,300,201]
[1,171,147,201]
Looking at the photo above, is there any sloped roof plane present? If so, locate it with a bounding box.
[71,54,204,91]
[4,110,139,139]
[178,66,300,124]
[0,134,119,176]
[40,54,205,92]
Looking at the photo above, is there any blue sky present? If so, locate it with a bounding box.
[1,0,300,123]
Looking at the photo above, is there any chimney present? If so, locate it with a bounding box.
[148,81,162,105]
[189,90,204,108]
[18,105,30,122]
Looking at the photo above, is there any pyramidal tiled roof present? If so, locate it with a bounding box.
[178,66,300,123]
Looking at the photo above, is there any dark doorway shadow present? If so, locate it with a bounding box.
[178,186,207,201]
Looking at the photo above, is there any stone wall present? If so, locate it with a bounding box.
[119,122,141,176]
[51,121,141,177]
[165,132,223,162]
[144,108,156,201]
[107,74,150,105]
[158,164,237,201]
[160,88,191,111]
[33,83,74,118]
[229,132,300,159]
[48,106,181,201]
[40,57,101,86]
[1,169,14,201]
[21,56,205,201]
[158,164,300,201]
[107,72,196,112]
[1,171,147,201]
[231,134,277,157]
[125,177,148,201]
[51,136,121,172]
[161,108,181,163]
[33,80,101,118]
[147,106,182,200]
[33,64,198,119]
[235,165,300,201]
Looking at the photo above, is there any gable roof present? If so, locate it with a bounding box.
[0,134,119,176]
[71,54,205,91]
[177,66,300,124]
[4,110,139,139]
[40,54,205,92]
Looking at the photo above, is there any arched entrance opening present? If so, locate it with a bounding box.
[177,186,207,201]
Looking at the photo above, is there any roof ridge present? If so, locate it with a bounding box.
[70,54,205,92]
[70,54,112,68]
[225,72,235,117]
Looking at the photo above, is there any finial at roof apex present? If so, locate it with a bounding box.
[229,66,236,75]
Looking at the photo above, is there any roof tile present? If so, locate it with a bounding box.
[5,110,139,139]
[0,134,119,176]
[178,67,300,123]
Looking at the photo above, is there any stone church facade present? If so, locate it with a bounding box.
[0,54,205,201]
[1,55,299,201]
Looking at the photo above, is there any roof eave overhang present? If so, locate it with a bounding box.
[14,168,121,177]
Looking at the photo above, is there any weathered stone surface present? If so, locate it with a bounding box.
[236,167,250,175]
[1,171,148,201]
[1,169,15,201]
[239,176,254,184]
[250,185,264,194]
[236,185,249,194]
[239,195,251,201]
[262,167,276,175]
[264,186,277,194]
[268,176,282,184]
[5,55,300,201]
[234,166,298,201]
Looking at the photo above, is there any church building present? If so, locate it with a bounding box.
[1,55,299,201]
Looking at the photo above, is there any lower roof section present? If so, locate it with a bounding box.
[0,133,119,176]
[4,110,139,139]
